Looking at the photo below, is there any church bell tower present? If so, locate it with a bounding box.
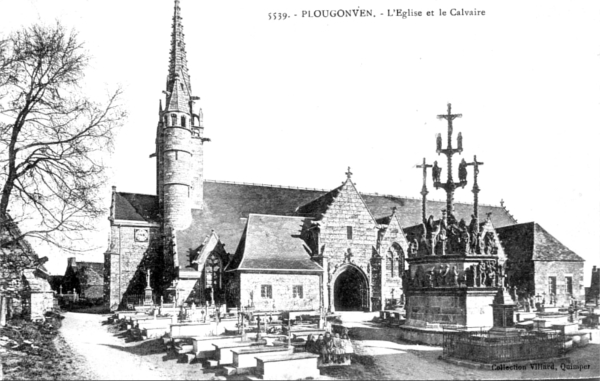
[155,0,209,230]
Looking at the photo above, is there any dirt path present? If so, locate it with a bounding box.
[57,311,600,380]
[59,312,172,380]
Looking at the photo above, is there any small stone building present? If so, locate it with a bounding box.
[585,266,599,304]
[496,222,585,306]
[0,217,53,322]
[62,257,104,299]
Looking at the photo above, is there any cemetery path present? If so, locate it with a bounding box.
[59,312,170,380]
[59,312,220,380]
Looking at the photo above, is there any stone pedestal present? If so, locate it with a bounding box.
[143,287,153,306]
[405,287,498,328]
[489,289,520,336]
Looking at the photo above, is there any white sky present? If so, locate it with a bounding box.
[1,0,599,285]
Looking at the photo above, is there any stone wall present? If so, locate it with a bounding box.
[105,223,159,310]
[240,272,321,311]
[534,260,584,307]
[379,215,409,306]
[163,123,192,230]
[190,128,204,209]
[28,291,53,321]
[320,180,378,310]
[407,289,496,327]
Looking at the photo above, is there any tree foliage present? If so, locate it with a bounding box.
[0,22,125,250]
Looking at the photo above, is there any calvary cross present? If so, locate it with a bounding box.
[416,158,432,191]
[437,103,462,136]
[467,155,484,183]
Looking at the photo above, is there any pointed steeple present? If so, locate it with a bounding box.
[166,0,191,112]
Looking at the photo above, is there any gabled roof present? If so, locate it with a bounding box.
[76,261,104,274]
[114,192,160,222]
[175,181,325,268]
[231,214,322,271]
[113,180,516,268]
[296,186,341,219]
[496,222,584,262]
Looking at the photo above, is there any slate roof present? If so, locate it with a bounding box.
[76,262,104,275]
[496,222,584,262]
[114,192,160,222]
[233,214,321,271]
[114,180,516,269]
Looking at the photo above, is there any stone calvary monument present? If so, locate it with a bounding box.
[399,104,509,344]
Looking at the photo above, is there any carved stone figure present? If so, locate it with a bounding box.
[484,232,497,255]
[425,270,434,288]
[432,161,442,183]
[440,264,450,286]
[413,266,425,288]
[432,265,442,287]
[466,265,474,287]
[408,236,419,257]
[458,158,468,183]
[401,271,409,292]
[344,249,354,263]
[461,231,471,254]
[486,262,496,287]
[446,265,459,287]
[468,215,479,254]
[436,134,442,152]
[476,262,485,287]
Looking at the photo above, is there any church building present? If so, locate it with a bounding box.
[104,0,583,313]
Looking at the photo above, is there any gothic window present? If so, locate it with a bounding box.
[171,114,177,126]
[181,116,186,127]
[392,243,406,276]
[293,285,303,299]
[346,226,353,240]
[204,253,221,291]
[386,253,394,278]
[261,285,272,299]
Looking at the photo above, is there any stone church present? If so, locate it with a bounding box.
[104,0,584,313]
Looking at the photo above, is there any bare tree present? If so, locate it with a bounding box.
[0,22,125,250]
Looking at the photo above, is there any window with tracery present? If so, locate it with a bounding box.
[205,253,221,291]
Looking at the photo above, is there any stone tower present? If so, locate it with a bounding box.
[155,0,208,230]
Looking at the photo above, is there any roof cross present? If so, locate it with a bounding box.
[345,166,353,179]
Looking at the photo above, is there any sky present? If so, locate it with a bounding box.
[1,0,599,286]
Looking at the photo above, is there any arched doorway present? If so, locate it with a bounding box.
[334,265,368,311]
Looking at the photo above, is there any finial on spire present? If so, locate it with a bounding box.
[166,0,191,112]
[345,166,353,179]
[500,199,505,208]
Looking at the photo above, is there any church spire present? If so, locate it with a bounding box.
[166,0,191,112]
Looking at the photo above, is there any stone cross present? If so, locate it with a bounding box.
[433,103,466,217]
[466,155,484,219]
[436,103,462,137]
[345,166,353,179]
[416,158,433,222]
